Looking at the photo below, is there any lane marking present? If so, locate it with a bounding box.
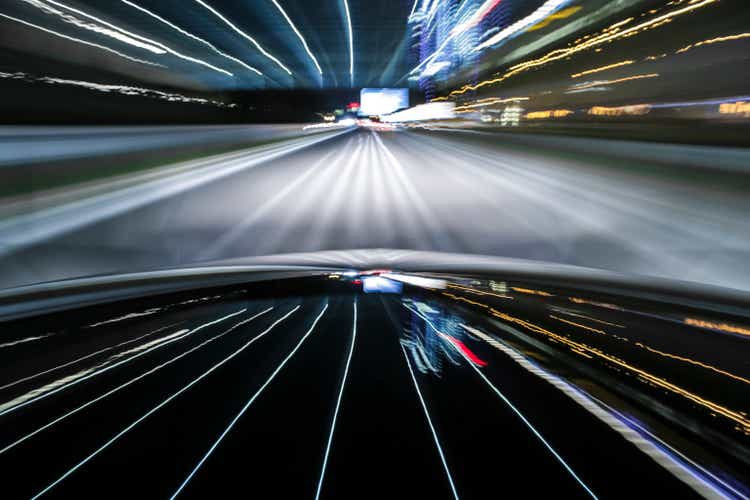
[0,309,247,416]
[315,300,357,499]
[30,306,301,499]
[0,308,273,456]
[400,343,460,500]
[404,303,597,499]
[170,303,329,498]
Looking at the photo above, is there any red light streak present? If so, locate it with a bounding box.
[439,333,488,367]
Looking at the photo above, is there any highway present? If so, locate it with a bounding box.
[0,292,711,498]
[1,127,750,291]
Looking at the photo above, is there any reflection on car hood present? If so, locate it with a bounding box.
[0,249,748,498]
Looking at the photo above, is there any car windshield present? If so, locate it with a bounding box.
[1,0,750,498]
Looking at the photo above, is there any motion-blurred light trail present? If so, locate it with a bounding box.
[474,0,571,51]
[30,305,302,499]
[0,12,162,67]
[0,308,247,417]
[0,308,274,456]
[121,0,263,76]
[342,0,354,85]
[21,0,165,54]
[400,342,460,500]
[170,304,329,498]
[406,303,597,499]
[0,71,236,107]
[443,0,721,98]
[0,322,180,393]
[269,0,323,76]
[458,324,736,499]
[570,60,636,78]
[41,0,235,76]
[191,0,293,75]
[315,300,357,500]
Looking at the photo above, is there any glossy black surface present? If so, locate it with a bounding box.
[0,270,748,498]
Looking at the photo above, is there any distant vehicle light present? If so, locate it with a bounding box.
[363,276,403,294]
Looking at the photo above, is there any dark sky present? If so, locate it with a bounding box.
[0,0,416,92]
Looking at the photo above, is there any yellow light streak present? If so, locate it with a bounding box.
[442,292,490,308]
[527,6,583,31]
[636,343,750,387]
[525,109,573,119]
[510,287,555,296]
[685,318,750,337]
[550,315,606,335]
[571,60,635,78]
[453,96,529,111]
[589,104,651,116]
[490,308,750,434]
[447,283,514,300]
[437,0,718,99]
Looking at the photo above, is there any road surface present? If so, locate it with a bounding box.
[1,127,749,290]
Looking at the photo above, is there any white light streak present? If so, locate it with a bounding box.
[474,0,570,51]
[121,0,263,76]
[30,306,301,500]
[0,12,162,67]
[191,0,292,75]
[342,0,354,86]
[404,304,597,499]
[0,322,180,393]
[0,71,236,107]
[400,343,460,499]
[409,0,420,18]
[0,309,246,417]
[88,308,162,327]
[383,273,447,289]
[170,303,329,498]
[315,300,357,499]
[451,0,502,36]
[0,333,55,349]
[41,0,234,76]
[269,0,322,76]
[0,309,273,456]
[21,0,165,53]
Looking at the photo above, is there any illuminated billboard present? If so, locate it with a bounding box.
[360,88,409,116]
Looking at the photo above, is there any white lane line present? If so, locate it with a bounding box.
[170,303,329,499]
[404,304,598,499]
[30,305,301,499]
[400,343,460,500]
[0,308,273,456]
[0,309,247,417]
[0,322,181,393]
[315,300,357,500]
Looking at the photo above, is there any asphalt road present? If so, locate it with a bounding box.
[0,124,309,165]
[0,292,706,498]
[1,127,750,291]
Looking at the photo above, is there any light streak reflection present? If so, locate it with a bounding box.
[170,304,328,498]
[31,305,302,499]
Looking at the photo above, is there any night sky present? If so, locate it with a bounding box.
[0,0,415,91]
